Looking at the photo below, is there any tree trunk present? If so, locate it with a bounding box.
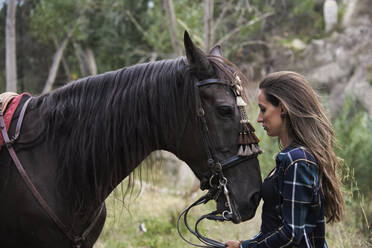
[5,0,17,92]
[42,32,74,94]
[41,1,92,93]
[85,48,97,75]
[164,0,182,57]
[61,55,73,82]
[203,0,214,52]
[74,43,88,77]
[74,43,97,77]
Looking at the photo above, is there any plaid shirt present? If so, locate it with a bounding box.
[241,146,327,248]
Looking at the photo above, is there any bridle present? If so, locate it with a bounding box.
[0,96,104,248]
[177,75,262,247]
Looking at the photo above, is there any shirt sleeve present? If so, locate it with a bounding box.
[241,159,318,248]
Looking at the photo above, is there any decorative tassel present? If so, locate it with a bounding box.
[236,96,247,107]
[240,122,254,134]
[251,132,260,143]
[244,145,253,156]
[254,144,263,154]
[246,122,256,132]
[233,76,264,157]
[242,132,248,144]
[245,133,252,145]
[251,144,258,154]
[238,145,244,156]
[238,132,244,144]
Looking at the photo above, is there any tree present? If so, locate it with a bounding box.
[203,0,214,52]
[30,0,92,93]
[74,43,97,77]
[5,0,17,92]
[163,0,182,57]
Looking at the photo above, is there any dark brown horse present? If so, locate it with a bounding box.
[0,32,261,247]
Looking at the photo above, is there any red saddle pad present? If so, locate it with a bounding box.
[0,93,29,149]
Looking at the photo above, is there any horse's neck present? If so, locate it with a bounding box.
[38,62,188,210]
[97,70,181,198]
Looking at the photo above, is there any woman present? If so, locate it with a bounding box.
[226,71,344,248]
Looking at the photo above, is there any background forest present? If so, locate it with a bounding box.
[1,0,371,247]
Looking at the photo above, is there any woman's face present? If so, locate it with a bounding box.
[257,89,284,137]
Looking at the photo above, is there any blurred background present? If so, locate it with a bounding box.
[1,0,371,247]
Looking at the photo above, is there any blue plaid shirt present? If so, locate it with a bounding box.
[241,146,327,248]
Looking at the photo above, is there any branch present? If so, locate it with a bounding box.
[215,12,274,45]
[5,0,17,92]
[164,0,182,56]
[176,18,205,48]
[240,40,270,48]
[203,0,214,51]
[212,0,233,35]
[125,10,152,44]
[42,0,92,93]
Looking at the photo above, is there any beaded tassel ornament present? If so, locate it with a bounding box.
[232,74,263,157]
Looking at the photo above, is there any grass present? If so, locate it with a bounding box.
[95,180,261,248]
[96,176,371,248]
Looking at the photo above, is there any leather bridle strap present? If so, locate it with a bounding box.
[0,97,103,248]
[177,194,228,248]
[196,78,229,88]
[194,78,226,168]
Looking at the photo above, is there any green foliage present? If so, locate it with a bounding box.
[333,95,372,233]
[367,63,372,86]
[333,95,372,194]
[30,0,87,43]
[1,0,331,92]
[80,0,153,71]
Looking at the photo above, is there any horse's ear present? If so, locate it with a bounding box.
[184,31,214,79]
[209,45,222,57]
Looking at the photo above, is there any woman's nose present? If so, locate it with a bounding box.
[257,113,263,123]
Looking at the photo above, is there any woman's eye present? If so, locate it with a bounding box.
[217,106,233,117]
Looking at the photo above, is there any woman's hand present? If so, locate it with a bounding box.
[225,240,241,248]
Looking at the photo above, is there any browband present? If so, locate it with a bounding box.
[196,78,228,87]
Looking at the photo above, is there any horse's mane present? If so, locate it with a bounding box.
[35,55,247,210]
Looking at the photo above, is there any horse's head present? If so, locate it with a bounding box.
[177,32,262,223]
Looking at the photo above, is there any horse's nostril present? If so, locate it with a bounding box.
[252,192,261,206]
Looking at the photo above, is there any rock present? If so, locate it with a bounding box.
[296,10,372,117]
[307,62,350,89]
[342,0,358,27]
[345,68,372,116]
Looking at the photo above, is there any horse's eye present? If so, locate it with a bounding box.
[216,106,234,118]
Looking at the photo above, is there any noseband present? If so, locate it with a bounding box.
[177,75,262,247]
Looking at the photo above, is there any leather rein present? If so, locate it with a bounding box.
[177,77,261,248]
[0,97,103,248]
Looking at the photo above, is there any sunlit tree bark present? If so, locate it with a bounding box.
[164,0,182,56]
[74,43,97,77]
[203,0,214,52]
[5,0,18,92]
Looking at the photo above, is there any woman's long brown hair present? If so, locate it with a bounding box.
[259,71,344,223]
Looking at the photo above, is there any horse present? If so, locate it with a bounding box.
[0,31,262,248]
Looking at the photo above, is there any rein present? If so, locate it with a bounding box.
[177,76,261,247]
[0,96,103,248]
